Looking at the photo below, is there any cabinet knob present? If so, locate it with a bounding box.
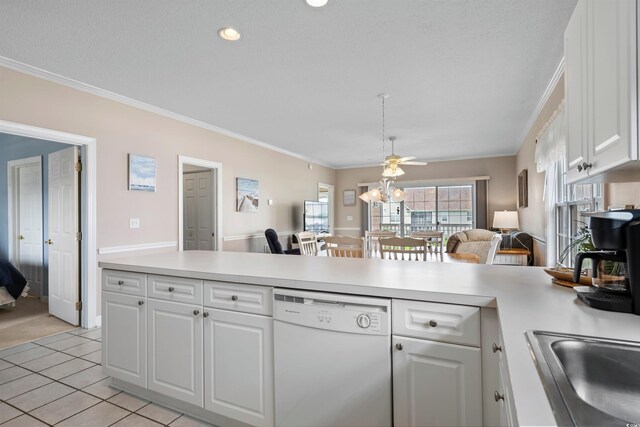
[203,312,209,318]
[429,320,438,327]
[577,164,583,172]
[494,391,505,402]
[395,343,403,351]
[492,343,502,353]
[231,295,238,301]
[193,309,200,316]
[117,280,124,286]
[18,235,25,240]
[138,300,144,306]
[44,239,53,245]
[168,287,175,292]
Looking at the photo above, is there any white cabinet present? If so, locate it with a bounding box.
[393,335,482,427]
[565,0,638,183]
[204,308,274,427]
[147,299,203,407]
[392,299,483,427]
[102,292,146,388]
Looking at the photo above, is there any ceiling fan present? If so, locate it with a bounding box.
[381,136,427,178]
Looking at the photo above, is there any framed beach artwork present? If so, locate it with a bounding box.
[128,154,157,192]
[236,178,259,212]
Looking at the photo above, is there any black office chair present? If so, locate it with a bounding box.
[265,229,300,255]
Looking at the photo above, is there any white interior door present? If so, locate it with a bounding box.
[10,159,43,296]
[183,170,214,251]
[48,146,80,325]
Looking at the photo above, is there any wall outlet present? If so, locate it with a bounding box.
[129,218,140,229]
[347,215,353,221]
[268,199,273,206]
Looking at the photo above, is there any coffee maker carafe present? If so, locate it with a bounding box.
[573,210,640,314]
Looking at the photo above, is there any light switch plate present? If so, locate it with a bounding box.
[347,215,353,221]
[129,218,140,229]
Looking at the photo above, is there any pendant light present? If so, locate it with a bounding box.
[359,94,407,204]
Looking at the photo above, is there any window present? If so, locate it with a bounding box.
[368,184,475,240]
[555,162,603,267]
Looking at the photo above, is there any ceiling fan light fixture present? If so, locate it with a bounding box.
[391,188,407,202]
[218,27,241,41]
[382,165,404,178]
[306,0,328,7]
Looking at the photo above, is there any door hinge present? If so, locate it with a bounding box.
[75,301,82,311]
[75,161,82,172]
[76,232,82,241]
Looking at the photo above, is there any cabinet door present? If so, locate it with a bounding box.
[393,336,482,427]
[565,0,588,183]
[102,292,146,387]
[588,0,637,174]
[147,299,203,407]
[204,309,274,427]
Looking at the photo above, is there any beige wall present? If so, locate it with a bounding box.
[606,182,640,209]
[0,66,335,313]
[515,74,565,265]
[334,155,517,234]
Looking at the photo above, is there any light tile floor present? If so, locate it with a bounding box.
[0,328,214,426]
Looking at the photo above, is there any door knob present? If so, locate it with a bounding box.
[17,235,25,240]
[44,239,53,245]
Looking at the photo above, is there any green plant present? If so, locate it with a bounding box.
[557,221,595,267]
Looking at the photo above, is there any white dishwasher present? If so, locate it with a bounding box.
[273,289,392,427]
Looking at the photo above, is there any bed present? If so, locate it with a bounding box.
[0,260,28,308]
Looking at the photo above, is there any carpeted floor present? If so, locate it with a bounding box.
[0,296,76,350]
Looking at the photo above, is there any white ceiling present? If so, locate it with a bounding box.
[0,0,576,168]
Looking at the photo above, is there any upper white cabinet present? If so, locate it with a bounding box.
[565,0,638,183]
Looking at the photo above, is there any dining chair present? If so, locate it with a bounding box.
[295,232,319,256]
[324,236,364,258]
[411,230,444,262]
[365,230,396,258]
[379,237,428,261]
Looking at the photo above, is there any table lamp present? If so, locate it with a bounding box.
[493,211,519,249]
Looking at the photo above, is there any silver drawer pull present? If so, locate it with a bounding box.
[138,300,144,306]
[492,343,502,353]
[429,320,438,327]
[494,391,504,402]
[193,309,200,316]
[117,280,124,286]
[231,295,238,301]
[168,287,175,292]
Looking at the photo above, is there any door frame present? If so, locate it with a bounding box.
[178,156,222,251]
[7,155,43,296]
[0,119,98,328]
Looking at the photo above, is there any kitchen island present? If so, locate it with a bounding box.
[99,251,640,426]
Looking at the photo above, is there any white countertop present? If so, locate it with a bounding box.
[99,251,640,426]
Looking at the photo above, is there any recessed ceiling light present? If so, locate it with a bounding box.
[218,27,241,41]
[306,0,328,7]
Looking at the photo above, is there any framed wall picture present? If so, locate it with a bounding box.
[236,178,259,212]
[518,169,528,208]
[343,189,356,206]
[128,154,156,192]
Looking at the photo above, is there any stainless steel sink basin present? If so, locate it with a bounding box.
[527,331,640,426]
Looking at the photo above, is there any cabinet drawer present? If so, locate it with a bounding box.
[204,281,272,316]
[103,270,147,296]
[148,275,203,305]
[392,300,480,347]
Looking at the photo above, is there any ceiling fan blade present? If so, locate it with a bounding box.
[402,161,428,166]
[397,156,416,163]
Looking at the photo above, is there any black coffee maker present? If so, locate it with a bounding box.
[573,209,640,314]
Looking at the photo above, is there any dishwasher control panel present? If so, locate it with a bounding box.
[274,290,390,335]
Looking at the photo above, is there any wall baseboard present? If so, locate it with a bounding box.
[98,241,177,255]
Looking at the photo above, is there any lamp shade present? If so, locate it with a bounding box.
[493,210,519,230]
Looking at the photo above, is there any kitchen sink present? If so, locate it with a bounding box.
[526,330,640,426]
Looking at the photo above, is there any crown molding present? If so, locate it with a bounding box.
[515,56,565,152]
[0,56,333,168]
